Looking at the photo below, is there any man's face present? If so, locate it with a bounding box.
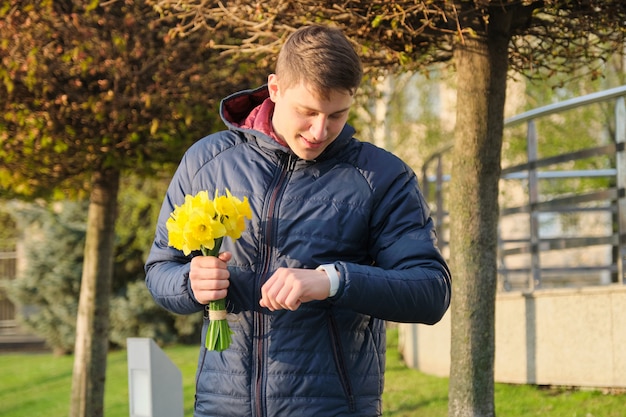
[268,74,353,161]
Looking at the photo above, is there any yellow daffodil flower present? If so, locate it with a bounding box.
[166,189,252,351]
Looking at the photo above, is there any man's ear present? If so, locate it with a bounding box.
[267,74,279,101]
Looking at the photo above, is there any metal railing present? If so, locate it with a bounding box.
[422,85,626,291]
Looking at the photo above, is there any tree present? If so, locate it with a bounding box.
[0,1,265,416]
[148,1,626,415]
[3,176,201,354]
[109,175,204,347]
[0,208,17,251]
[5,200,87,356]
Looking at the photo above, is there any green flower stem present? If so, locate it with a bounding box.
[201,239,233,352]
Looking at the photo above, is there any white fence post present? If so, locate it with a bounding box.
[127,338,184,417]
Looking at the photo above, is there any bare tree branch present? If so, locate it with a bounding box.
[146,0,625,80]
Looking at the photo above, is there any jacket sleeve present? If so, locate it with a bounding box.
[333,158,452,324]
[144,150,205,315]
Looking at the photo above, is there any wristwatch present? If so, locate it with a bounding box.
[316,264,340,297]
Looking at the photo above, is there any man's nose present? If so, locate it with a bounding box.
[309,116,328,141]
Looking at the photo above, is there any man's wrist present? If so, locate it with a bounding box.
[316,264,340,297]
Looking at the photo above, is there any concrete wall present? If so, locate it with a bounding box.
[398,285,626,388]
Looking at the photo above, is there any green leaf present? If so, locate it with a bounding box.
[372,15,383,28]
[86,0,100,12]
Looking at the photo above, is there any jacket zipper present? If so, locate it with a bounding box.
[327,312,357,412]
[254,152,295,417]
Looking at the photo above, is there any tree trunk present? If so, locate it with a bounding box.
[70,168,120,417]
[447,18,511,417]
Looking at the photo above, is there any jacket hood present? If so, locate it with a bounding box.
[220,85,271,128]
[219,85,356,161]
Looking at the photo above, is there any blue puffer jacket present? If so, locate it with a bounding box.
[145,85,451,417]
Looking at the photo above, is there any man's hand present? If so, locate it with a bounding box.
[189,252,232,304]
[259,268,330,311]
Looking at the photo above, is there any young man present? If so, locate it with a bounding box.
[145,25,451,417]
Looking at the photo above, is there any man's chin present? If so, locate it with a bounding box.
[293,148,323,161]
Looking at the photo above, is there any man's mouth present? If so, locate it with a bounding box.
[301,135,323,148]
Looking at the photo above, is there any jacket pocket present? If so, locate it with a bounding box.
[327,312,357,413]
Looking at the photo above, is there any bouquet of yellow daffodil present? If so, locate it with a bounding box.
[166,189,252,351]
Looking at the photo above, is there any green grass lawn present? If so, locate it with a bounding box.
[1,328,625,416]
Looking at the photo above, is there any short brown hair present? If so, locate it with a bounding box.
[275,25,363,99]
